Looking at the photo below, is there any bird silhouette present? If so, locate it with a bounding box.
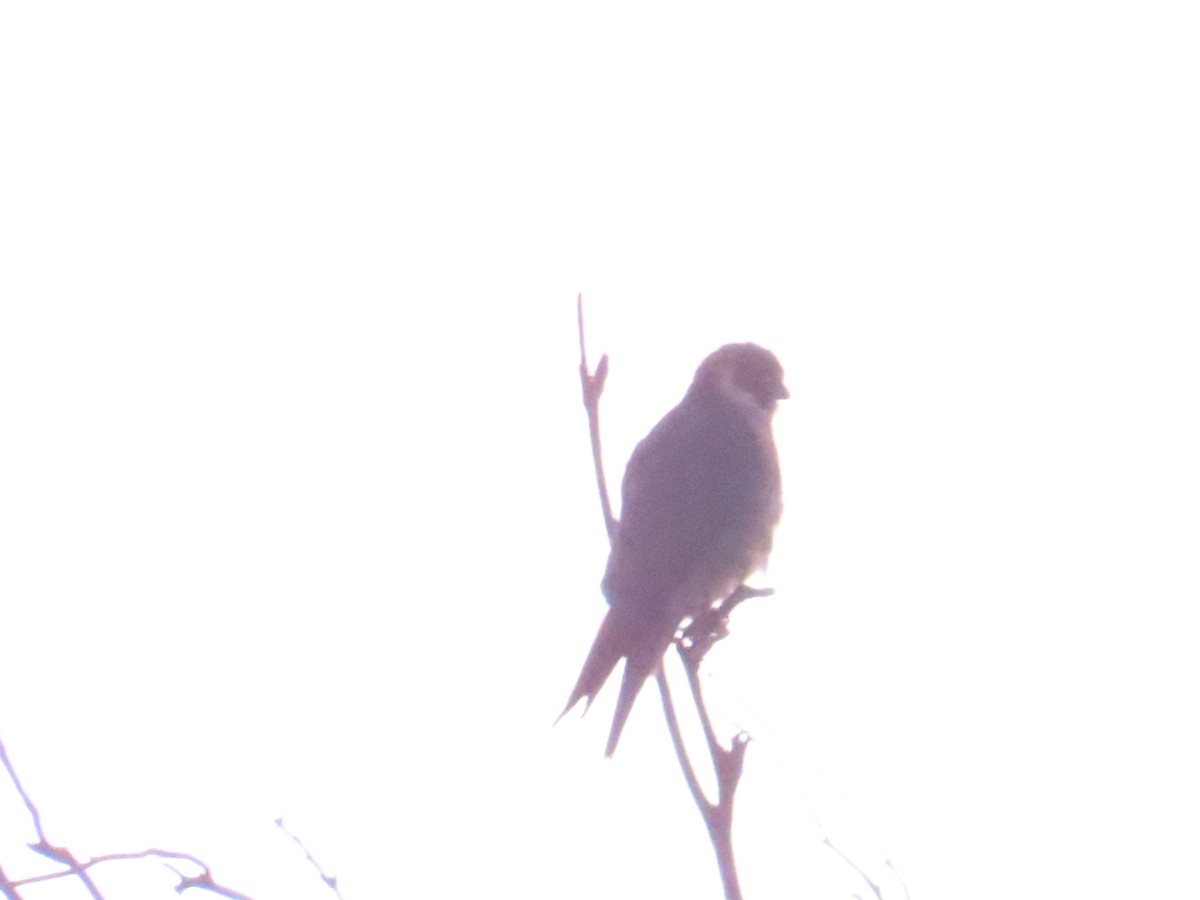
[562,343,787,756]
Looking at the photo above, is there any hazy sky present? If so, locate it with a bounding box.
[2,4,1198,899]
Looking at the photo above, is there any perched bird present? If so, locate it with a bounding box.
[562,343,788,757]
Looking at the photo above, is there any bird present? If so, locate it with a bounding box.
[562,342,788,757]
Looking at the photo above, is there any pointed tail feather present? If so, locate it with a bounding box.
[602,613,679,756]
[560,605,678,756]
[603,651,658,757]
[558,609,624,722]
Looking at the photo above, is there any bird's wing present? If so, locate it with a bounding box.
[603,395,775,608]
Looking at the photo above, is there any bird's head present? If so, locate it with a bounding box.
[689,343,789,413]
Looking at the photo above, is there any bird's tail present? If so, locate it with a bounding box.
[603,645,661,758]
[559,605,676,758]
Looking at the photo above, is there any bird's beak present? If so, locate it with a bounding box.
[777,384,790,400]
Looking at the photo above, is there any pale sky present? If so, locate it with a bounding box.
[2,3,1198,900]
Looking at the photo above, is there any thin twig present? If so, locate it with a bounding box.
[0,736,47,844]
[885,858,912,900]
[164,863,255,900]
[276,819,343,899]
[807,806,912,900]
[654,667,711,818]
[13,846,251,899]
[576,294,616,542]
[0,741,31,900]
[822,838,882,899]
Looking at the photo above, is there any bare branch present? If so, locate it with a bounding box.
[576,293,617,542]
[654,666,712,820]
[0,735,48,845]
[822,837,882,900]
[886,858,913,900]
[276,818,342,899]
[808,807,912,900]
[1,733,253,900]
[160,862,254,900]
[655,666,744,900]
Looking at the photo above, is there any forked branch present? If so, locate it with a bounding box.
[1,734,339,899]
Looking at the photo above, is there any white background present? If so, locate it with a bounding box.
[2,3,1198,899]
